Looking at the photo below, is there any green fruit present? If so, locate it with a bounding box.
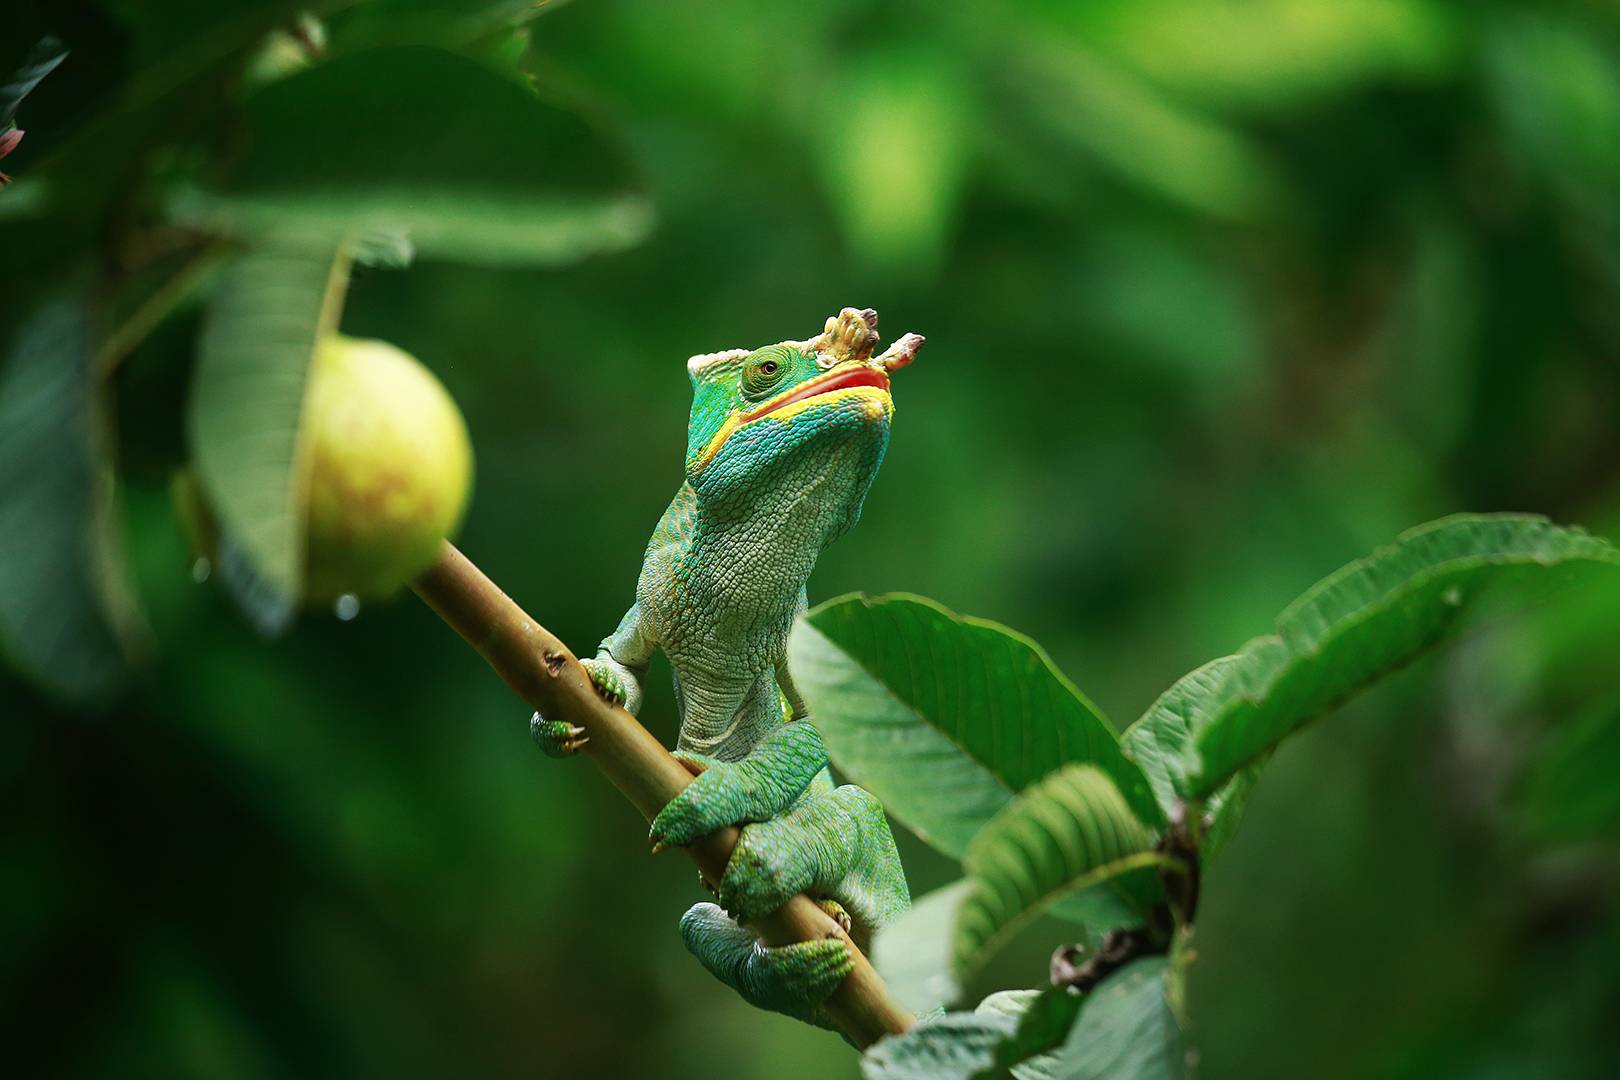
[300,334,473,604]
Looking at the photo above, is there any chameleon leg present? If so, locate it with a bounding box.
[529,656,629,757]
[717,783,911,947]
[678,901,852,1029]
[648,720,829,849]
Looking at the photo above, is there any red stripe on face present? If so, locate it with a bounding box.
[740,365,890,423]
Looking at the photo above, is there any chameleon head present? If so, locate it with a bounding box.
[683,309,923,529]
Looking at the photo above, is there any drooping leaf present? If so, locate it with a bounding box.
[956,765,1165,980]
[1050,958,1184,1080]
[187,239,351,632]
[0,299,144,702]
[1,35,68,122]
[173,46,651,267]
[1184,515,1620,796]
[861,1012,1019,1080]
[873,880,973,1015]
[789,593,1163,860]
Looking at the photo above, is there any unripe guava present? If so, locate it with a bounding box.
[300,334,473,604]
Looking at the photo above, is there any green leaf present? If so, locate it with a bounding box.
[0,299,144,702]
[1050,958,1184,1080]
[873,880,974,1014]
[1120,656,1240,816]
[789,593,1163,860]
[956,765,1165,980]
[1185,514,1620,797]
[977,987,1087,1080]
[1120,655,1266,862]
[862,984,1090,1080]
[2,35,68,122]
[187,239,351,632]
[862,1012,1019,1080]
[174,46,651,267]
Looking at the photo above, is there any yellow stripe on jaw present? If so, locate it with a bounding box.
[690,386,893,473]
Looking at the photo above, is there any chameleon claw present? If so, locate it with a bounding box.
[532,715,590,757]
[580,656,628,707]
[816,899,853,936]
[650,840,668,855]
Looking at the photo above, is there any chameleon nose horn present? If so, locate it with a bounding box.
[818,307,881,365]
[876,333,924,372]
[814,307,924,372]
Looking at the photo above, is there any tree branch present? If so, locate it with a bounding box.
[411,540,915,1049]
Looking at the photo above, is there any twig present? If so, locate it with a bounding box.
[412,540,915,1049]
[1049,929,1156,993]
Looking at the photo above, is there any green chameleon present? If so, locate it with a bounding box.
[533,308,920,1030]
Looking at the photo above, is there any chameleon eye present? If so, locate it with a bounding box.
[741,353,790,398]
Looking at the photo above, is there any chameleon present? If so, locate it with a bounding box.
[532,308,920,1030]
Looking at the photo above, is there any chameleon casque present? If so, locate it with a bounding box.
[532,308,919,1030]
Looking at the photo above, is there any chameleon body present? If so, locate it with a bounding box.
[533,309,919,1029]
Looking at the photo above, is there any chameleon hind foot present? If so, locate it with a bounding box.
[679,901,852,1028]
[717,784,911,947]
[529,656,634,758]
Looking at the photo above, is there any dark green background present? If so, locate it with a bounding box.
[5,1,1620,1077]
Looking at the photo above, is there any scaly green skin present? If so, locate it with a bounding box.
[533,309,922,1030]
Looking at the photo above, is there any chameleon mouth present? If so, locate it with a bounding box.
[739,364,891,423]
[690,362,893,473]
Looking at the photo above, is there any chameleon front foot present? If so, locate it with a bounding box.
[580,655,627,706]
[648,720,828,850]
[679,902,852,1028]
[530,713,589,757]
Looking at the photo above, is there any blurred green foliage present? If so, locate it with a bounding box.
[3,0,1619,1077]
